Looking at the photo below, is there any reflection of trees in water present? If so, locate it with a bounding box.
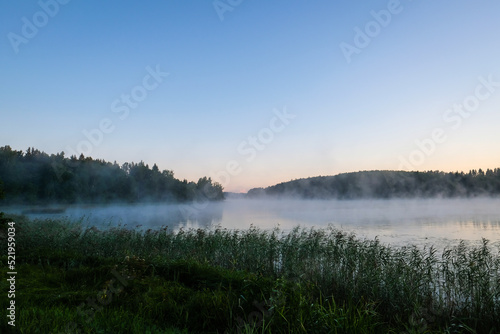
[48,203,225,231]
[457,219,500,230]
[173,203,224,230]
[121,203,225,230]
[193,207,223,226]
[114,204,224,230]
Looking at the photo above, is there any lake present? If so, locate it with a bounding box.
[4,198,500,249]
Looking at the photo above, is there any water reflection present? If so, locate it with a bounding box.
[3,202,224,231]
[4,198,500,248]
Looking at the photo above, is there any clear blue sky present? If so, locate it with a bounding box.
[2,0,500,192]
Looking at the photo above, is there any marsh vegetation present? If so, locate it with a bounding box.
[2,214,499,333]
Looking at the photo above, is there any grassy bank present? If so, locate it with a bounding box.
[1,214,499,333]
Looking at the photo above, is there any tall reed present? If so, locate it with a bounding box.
[10,216,500,332]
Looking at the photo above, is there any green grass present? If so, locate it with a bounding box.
[1,214,499,333]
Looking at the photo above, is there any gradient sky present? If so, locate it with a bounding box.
[2,0,500,192]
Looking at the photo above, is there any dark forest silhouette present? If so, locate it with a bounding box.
[248,169,500,199]
[0,146,224,204]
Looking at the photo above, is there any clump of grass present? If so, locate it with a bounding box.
[2,215,500,333]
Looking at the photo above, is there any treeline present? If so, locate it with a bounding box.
[247,170,500,199]
[0,146,224,204]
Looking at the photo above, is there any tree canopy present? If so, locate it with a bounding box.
[247,170,500,199]
[0,146,224,204]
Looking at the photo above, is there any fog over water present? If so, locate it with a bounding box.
[4,198,500,249]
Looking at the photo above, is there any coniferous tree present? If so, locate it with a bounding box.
[0,146,225,204]
[250,170,500,199]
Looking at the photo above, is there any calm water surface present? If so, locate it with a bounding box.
[4,198,500,249]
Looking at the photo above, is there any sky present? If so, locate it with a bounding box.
[1,0,500,192]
